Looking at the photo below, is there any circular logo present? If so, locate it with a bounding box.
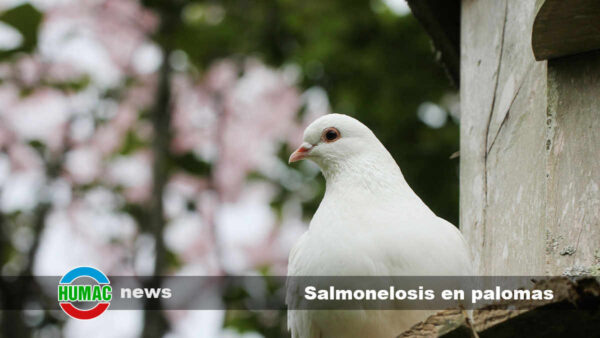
[58,267,112,320]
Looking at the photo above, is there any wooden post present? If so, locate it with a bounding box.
[545,52,600,276]
[460,0,600,275]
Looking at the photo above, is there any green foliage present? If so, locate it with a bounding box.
[224,309,288,338]
[0,4,43,59]
[119,130,148,155]
[165,248,183,269]
[169,152,213,176]
[121,203,148,230]
[222,275,288,338]
[45,75,91,93]
[156,0,459,224]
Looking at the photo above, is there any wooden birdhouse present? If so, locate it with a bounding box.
[408,0,600,275]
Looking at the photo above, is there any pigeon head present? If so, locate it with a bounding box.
[289,114,389,171]
[290,113,412,198]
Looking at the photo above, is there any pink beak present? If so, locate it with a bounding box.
[289,143,313,163]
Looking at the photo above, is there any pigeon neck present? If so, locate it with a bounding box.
[320,151,416,201]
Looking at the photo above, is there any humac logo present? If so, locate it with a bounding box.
[58,267,112,320]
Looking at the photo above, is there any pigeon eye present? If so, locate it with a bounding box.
[322,127,340,143]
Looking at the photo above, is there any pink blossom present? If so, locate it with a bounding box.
[204,59,238,92]
[64,146,102,184]
[7,144,44,172]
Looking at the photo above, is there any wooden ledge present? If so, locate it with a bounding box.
[398,277,600,337]
[532,0,600,60]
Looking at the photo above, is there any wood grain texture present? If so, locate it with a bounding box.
[545,51,600,275]
[483,60,547,275]
[460,0,548,275]
[460,0,508,274]
[461,1,600,275]
[532,0,600,60]
[398,278,600,337]
[481,0,548,274]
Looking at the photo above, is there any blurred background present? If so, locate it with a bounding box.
[0,0,459,337]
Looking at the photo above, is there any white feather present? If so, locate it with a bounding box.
[287,114,473,338]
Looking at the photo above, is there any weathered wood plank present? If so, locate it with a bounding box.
[461,0,548,275]
[398,308,475,338]
[532,0,600,60]
[545,50,600,275]
[486,1,539,154]
[458,0,599,276]
[398,278,600,337]
[460,0,508,274]
[484,61,547,275]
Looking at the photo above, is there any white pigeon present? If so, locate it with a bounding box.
[286,114,473,338]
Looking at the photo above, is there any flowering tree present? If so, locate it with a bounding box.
[0,0,456,337]
[0,1,327,337]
